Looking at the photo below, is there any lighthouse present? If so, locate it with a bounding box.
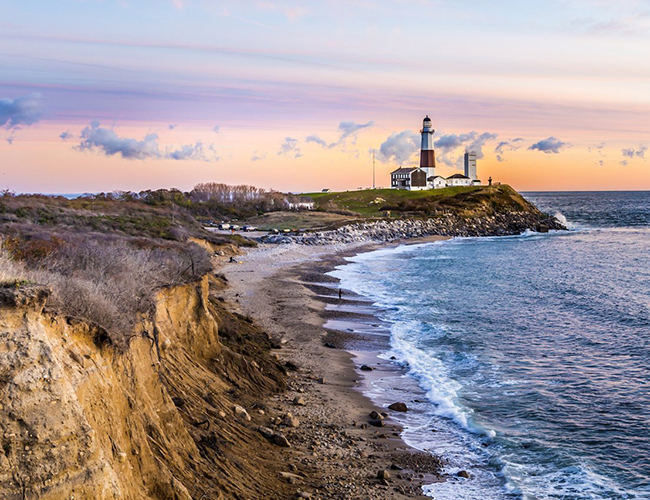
[420,115,435,179]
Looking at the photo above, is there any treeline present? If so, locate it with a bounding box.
[84,183,308,218]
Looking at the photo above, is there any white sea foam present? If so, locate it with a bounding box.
[330,233,644,499]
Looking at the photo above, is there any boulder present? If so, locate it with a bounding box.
[369,410,384,420]
[360,365,373,371]
[457,470,470,479]
[293,396,306,406]
[388,402,408,412]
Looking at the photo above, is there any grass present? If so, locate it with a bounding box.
[304,186,484,216]
[241,211,358,231]
[300,185,536,219]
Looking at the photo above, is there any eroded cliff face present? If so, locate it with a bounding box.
[0,276,288,499]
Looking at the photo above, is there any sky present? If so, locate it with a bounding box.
[1,0,649,193]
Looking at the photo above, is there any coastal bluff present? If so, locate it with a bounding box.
[259,185,566,244]
[0,275,291,499]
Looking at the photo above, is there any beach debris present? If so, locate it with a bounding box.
[233,405,251,422]
[293,396,306,406]
[457,470,471,479]
[388,402,408,412]
[360,364,373,371]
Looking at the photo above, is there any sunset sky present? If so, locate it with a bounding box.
[1,0,649,193]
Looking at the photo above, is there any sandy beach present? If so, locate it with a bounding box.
[219,238,450,499]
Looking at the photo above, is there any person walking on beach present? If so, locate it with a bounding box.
[338,288,342,300]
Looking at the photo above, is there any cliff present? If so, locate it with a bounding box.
[261,186,565,244]
[0,276,290,499]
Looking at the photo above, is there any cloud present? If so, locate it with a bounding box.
[277,137,302,158]
[529,137,570,154]
[0,93,44,130]
[435,131,498,167]
[168,124,177,130]
[60,130,73,141]
[166,142,217,161]
[378,130,419,164]
[598,160,605,166]
[75,121,216,161]
[338,121,373,144]
[307,120,374,150]
[494,138,524,162]
[621,145,647,159]
[76,121,162,159]
[212,126,220,134]
[306,134,335,149]
[251,151,266,161]
[620,160,629,166]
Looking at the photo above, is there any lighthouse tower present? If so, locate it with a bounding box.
[420,115,436,179]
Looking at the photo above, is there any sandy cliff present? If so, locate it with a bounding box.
[0,276,289,499]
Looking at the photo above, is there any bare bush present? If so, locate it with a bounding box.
[1,232,212,349]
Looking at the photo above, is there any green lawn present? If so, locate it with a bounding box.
[303,186,485,216]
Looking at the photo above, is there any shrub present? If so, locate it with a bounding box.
[1,233,212,349]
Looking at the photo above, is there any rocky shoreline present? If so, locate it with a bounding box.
[259,212,566,245]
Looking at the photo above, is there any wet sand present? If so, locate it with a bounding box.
[219,238,449,499]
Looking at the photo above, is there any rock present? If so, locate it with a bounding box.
[233,405,251,422]
[369,419,385,428]
[283,413,300,428]
[280,471,301,483]
[360,365,373,371]
[274,434,291,448]
[297,492,312,499]
[457,470,470,479]
[390,464,403,471]
[316,377,325,384]
[258,426,275,439]
[388,402,408,412]
[369,411,384,420]
[293,396,306,406]
[377,470,391,480]
[324,343,336,349]
[218,410,226,419]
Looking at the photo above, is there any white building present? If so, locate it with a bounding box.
[446,173,473,187]
[464,151,482,185]
[429,175,448,189]
[390,167,428,190]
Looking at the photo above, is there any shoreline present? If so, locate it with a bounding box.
[219,237,450,498]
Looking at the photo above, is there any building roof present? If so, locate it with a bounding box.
[447,173,470,179]
[390,167,418,175]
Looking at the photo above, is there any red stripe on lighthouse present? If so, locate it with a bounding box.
[420,150,435,169]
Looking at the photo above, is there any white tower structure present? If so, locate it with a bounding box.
[464,150,477,181]
[420,115,436,179]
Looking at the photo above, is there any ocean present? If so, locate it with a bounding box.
[329,191,650,500]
